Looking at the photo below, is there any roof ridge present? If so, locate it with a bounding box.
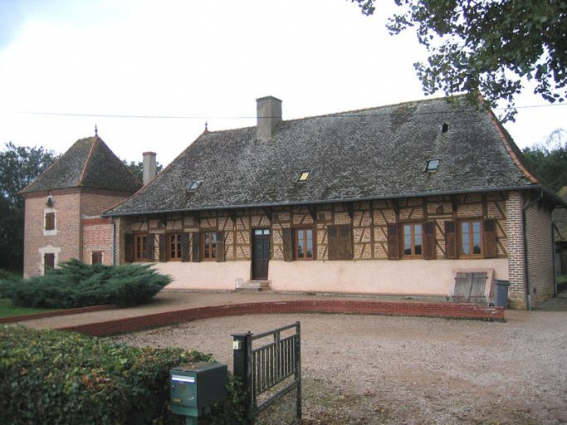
[204,95,467,136]
[78,136,98,186]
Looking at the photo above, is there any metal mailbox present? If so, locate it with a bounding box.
[170,361,228,422]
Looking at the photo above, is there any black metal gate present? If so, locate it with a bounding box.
[233,322,301,423]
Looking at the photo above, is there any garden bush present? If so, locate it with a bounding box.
[0,326,248,425]
[0,259,171,308]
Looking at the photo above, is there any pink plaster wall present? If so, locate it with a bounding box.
[268,259,508,297]
[152,258,508,298]
[153,261,252,290]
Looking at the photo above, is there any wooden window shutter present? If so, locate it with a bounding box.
[341,225,353,260]
[328,225,353,260]
[283,228,294,262]
[158,234,166,262]
[328,226,339,260]
[423,221,436,260]
[483,219,498,259]
[216,231,226,262]
[147,233,155,261]
[181,232,190,262]
[192,232,201,262]
[45,212,55,231]
[445,221,457,259]
[125,234,134,263]
[387,224,400,260]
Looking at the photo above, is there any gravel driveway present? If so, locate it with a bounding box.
[114,308,567,424]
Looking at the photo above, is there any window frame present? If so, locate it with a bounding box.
[459,220,483,258]
[294,227,315,261]
[133,233,148,262]
[167,233,182,261]
[401,222,424,259]
[201,231,218,261]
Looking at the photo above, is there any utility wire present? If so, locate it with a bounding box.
[0,102,565,120]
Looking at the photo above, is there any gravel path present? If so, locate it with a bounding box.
[114,308,567,424]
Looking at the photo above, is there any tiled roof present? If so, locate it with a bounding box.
[106,96,539,216]
[21,136,142,194]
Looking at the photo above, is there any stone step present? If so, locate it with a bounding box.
[235,279,270,292]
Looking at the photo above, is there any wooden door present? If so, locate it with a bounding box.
[252,229,270,280]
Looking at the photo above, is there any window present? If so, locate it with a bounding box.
[425,159,440,172]
[44,253,55,273]
[460,220,482,257]
[189,180,202,191]
[134,234,148,261]
[92,251,103,264]
[45,212,55,231]
[402,223,423,258]
[168,233,182,261]
[202,232,217,260]
[297,171,311,182]
[295,228,314,260]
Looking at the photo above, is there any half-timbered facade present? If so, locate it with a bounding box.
[103,95,565,309]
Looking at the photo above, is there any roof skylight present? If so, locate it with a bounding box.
[189,180,202,191]
[425,159,440,172]
[297,171,311,182]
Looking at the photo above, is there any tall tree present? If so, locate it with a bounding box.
[0,142,59,272]
[522,128,567,193]
[351,0,567,121]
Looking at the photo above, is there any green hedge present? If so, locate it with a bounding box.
[0,259,171,308]
[0,326,247,425]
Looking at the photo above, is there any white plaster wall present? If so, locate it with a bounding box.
[268,259,509,297]
[154,261,252,290]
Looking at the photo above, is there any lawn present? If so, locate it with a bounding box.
[0,298,59,318]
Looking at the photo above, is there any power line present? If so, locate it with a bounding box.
[0,101,565,120]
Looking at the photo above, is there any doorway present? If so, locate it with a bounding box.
[252,229,270,280]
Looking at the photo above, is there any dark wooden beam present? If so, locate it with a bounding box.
[450,195,458,214]
[391,199,399,216]
[262,207,273,222]
[346,202,354,219]
[307,205,317,221]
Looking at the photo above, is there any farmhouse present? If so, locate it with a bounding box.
[22,96,566,309]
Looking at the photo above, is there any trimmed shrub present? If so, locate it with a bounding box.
[0,269,19,281]
[0,259,171,308]
[0,326,248,425]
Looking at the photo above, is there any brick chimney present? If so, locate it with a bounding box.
[142,152,156,185]
[256,96,282,141]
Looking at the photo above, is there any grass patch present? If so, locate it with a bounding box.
[0,298,59,318]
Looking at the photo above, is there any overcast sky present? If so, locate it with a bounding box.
[0,0,565,166]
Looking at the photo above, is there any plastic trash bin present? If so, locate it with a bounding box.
[494,280,510,308]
